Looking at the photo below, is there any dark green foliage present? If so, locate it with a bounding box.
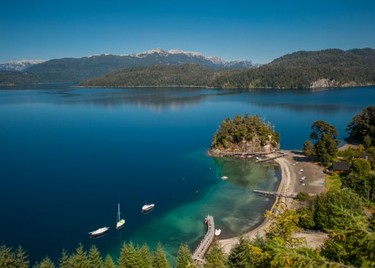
[80,64,219,88]
[212,48,375,89]
[296,192,310,201]
[347,106,375,145]
[152,243,170,268]
[297,207,315,229]
[176,244,194,268]
[139,244,153,268]
[313,188,364,231]
[71,244,90,268]
[118,242,144,268]
[309,120,339,165]
[15,245,30,268]
[58,249,71,268]
[342,158,374,201]
[0,71,37,88]
[33,257,55,268]
[103,255,116,268]
[211,114,279,151]
[321,206,375,266]
[302,140,315,157]
[0,244,17,268]
[204,242,226,268]
[88,245,103,268]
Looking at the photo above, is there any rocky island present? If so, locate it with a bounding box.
[209,114,280,157]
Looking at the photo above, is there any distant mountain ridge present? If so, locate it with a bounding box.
[0,60,45,72]
[2,48,375,89]
[20,49,254,83]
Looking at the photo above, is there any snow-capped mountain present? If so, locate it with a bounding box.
[131,48,254,68]
[0,60,45,71]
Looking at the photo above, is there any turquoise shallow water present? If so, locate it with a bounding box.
[0,86,374,263]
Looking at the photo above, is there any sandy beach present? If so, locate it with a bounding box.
[218,150,327,254]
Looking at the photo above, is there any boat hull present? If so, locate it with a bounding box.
[89,227,109,238]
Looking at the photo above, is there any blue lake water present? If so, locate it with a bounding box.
[0,86,374,263]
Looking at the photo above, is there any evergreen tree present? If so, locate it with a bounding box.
[118,242,142,268]
[103,255,116,268]
[88,245,103,268]
[0,244,16,268]
[139,244,152,268]
[204,242,226,268]
[71,244,90,268]
[176,244,194,268]
[33,257,55,268]
[152,243,170,268]
[15,245,29,268]
[58,250,71,268]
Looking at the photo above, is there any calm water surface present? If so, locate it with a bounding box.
[0,86,374,263]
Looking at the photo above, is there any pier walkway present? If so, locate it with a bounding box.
[192,215,215,266]
[255,151,288,163]
[253,189,297,199]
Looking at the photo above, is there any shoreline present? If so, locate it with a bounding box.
[218,150,326,254]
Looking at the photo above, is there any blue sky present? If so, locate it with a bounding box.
[1,0,374,63]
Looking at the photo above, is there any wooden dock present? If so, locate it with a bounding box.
[192,215,215,266]
[255,152,288,163]
[253,189,297,199]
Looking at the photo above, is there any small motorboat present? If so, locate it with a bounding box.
[89,227,109,238]
[215,229,222,236]
[141,203,155,214]
[221,176,228,180]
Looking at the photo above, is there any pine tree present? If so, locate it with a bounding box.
[0,244,16,268]
[176,244,194,268]
[15,245,29,268]
[204,242,226,268]
[71,244,90,268]
[58,249,71,268]
[139,244,152,268]
[88,245,103,268]
[152,243,170,268]
[104,254,116,268]
[33,257,56,268]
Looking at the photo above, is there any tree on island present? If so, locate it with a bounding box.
[210,114,280,155]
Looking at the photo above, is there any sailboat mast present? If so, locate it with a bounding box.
[117,203,121,221]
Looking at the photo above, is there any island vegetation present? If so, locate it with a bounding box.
[209,114,280,156]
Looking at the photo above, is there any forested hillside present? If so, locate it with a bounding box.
[212,48,375,89]
[82,48,375,89]
[80,64,220,87]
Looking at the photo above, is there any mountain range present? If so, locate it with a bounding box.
[0,49,254,86]
[1,48,375,89]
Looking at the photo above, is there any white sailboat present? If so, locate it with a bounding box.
[116,203,125,230]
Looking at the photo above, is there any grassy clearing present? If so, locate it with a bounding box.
[325,174,342,190]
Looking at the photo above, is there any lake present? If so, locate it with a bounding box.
[0,86,374,263]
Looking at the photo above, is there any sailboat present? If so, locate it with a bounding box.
[116,203,125,230]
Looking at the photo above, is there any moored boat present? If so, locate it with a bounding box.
[141,203,155,213]
[116,203,125,230]
[215,229,222,236]
[89,227,109,238]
